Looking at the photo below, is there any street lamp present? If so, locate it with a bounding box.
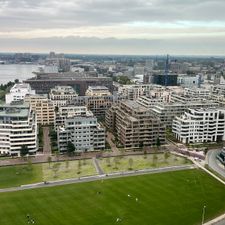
[202,205,206,225]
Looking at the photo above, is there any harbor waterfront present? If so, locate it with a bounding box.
[0,64,38,84]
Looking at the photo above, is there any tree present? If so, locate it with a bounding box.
[55,106,59,113]
[77,160,82,174]
[20,145,29,158]
[106,157,111,167]
[164,151,170,163]
[152,154,158,166]
[67,141,76,156]
[55,151,59,161]
[50,130,57,141]
[113,157,119,170]
[204,148,209,155]
[38,126,43,148]
[128,158,134,170]
[27,159,33,171]
[47,156,52,168]
[143,150,147,159]
[113,75,133,85]
[156,137,161,149]
[139,141,144,150]
[65,160,70,171]
[184,157,189,164]
[52,163,60,178]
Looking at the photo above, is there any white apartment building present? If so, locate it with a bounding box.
[5,83,35,104]
[49,86,78,107]
[24,95,55,125]
[212,85,225,95]
[177,75,200,88]
[117,84,184,102]
[55,105,87,128]
[57,107,105,152]
[0,103,38,156]
[173,108,225,144]
[170,94,204,104]
[117,84,153,100]
[150,101,219,128]
[136,96,163,108]
[85,86,111,97]
[184,88,211,98]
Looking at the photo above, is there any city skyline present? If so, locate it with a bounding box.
[1,0,225,55]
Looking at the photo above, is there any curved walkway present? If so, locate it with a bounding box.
[204,213,225,225]
[207,150,225,179]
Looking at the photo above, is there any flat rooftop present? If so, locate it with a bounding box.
[12,83,30,89]
[88,86,109,90]
[0,108,29,118]
[123,100,147,112]
[0,103,30,109]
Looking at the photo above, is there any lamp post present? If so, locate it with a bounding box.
[202,205,206,225]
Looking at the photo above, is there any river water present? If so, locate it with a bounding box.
[0,64,39,84]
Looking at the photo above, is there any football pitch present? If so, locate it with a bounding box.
[0,169,225,225]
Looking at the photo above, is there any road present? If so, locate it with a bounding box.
[0,164,195,193]
[207,150,225,179]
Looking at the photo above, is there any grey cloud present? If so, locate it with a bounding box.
[1,0,225,31]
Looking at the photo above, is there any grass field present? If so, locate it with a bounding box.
[99,153,188,173]
[0,169,225,225]
[0,159,96,189]
[0,154,189,189]
[42,159,97,181]
[0,164,43,189]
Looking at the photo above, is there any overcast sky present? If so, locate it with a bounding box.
[0,0,225,55]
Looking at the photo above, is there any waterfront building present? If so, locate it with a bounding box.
[5,83,35,104]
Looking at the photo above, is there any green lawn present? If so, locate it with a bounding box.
[0,169,225,225]
[0,154,190,189]
[0,159,97,188]
[0,164,43,189]
[99,153,189,174]
[42,159,97,181]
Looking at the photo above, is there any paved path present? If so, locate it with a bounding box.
[204,213,225,225]
[92,157,104,175]
[0,165,195,193]
[106,132,119,154]
[43,127,51,155]
[207,150,225,179]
